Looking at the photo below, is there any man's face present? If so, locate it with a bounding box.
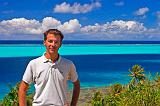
[43,34,62,54]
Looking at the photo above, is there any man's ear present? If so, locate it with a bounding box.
[43,41,46,46]
[60,42,62,47]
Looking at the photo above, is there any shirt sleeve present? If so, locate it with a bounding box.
[22,61,33,84]
[69,63,78,82]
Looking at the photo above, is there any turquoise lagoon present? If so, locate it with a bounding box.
[1,44,160,57]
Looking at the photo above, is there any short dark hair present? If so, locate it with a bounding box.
[43,29,64,41]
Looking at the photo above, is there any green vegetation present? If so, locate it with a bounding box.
[0,83,33,106]
[1,64,160,106]
[91,65,160,106]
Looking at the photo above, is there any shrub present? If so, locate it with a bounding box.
[91,65,160,106]
[0,82,33,106]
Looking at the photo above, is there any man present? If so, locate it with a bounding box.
[18,29,80,106]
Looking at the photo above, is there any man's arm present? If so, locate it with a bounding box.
[71,79,80,106]
[18,81,29,106]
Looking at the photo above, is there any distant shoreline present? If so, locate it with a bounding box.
[1,40,160,44]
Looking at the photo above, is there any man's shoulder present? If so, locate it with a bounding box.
[60,56,73,65]
[29,56,44,64]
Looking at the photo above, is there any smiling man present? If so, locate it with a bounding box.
[18,29,80,106]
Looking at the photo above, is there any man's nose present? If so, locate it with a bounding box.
[51,41,57,46]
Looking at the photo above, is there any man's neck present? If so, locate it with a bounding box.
[45,52,59,63]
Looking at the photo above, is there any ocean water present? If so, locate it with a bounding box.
[0,40,160,99]
[1,44,160,57]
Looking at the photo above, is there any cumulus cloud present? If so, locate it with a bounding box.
[115,1,124,6]
[0,17,160,40]
[134,7,149,16]
[80,20,151,40]
[42,17,61,31]
[81,20,146,35]
[53,1,101,14]
[0,17,81,36]
[0,18,41,35]
[58,19,81,33]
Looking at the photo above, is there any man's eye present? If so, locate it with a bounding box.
[48,40,59,44]
[55,41,58,43]
[48,40,53,43]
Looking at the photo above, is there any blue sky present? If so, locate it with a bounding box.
[0,0,160,40]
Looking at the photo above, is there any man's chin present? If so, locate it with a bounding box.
[49,50,57,54]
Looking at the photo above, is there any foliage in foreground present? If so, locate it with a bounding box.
[91,65,160,106]
[1,65,160,106]
[0,83,33,106]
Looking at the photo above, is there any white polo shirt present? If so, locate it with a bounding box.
[22,55,78,106]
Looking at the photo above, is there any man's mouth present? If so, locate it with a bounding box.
[49,47,56,51]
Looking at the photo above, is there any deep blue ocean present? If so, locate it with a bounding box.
[0,40,160,99]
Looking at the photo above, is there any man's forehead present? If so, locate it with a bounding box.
[47,34,61,39]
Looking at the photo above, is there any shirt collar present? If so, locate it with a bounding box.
[42,53,61,64]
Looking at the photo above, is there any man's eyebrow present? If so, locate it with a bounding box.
[48,39,60,42]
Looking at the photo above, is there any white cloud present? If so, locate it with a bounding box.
[134,7,149,16]
[58,19,81,33]
[42,17,61,31]
[115,1,124,6]
[53,1,101,14]
[0,17,81,36]
[0,18,41,35]
[81,20,146,35]
[1,17,160,40]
